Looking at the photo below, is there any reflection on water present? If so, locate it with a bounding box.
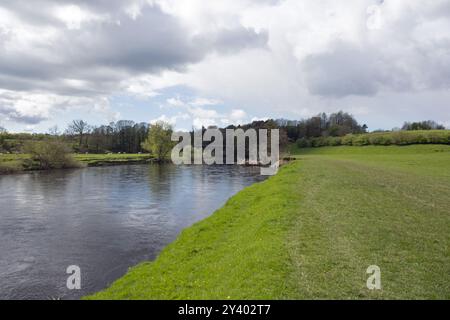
[0,164,265,300]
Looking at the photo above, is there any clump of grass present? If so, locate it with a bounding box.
[0,161,23,174]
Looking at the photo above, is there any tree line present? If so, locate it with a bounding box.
[0,120,151,154]
[0,112,448,155]
[401,120,446,131]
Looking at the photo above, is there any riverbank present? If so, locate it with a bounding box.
[74,153,153,166]
[86,144,450,299]
[0,153,153,174]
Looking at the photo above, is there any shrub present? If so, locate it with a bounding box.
[427,131,450,144]
[341,134,354,146]
[22,141,83,170]
[415,133,428,144]
[367,133,392,145]
[352,134,370,146]
[311,136,329,147]
[328,136,342,146]
[296,137,311,148]
[379,135,393,145]
[292,130,450,149]
[390,132,410,145]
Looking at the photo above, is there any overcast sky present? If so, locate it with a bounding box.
[0,0,449,132]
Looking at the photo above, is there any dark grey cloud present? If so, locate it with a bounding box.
[8,114,47,125]
[302,37,450,98]
[302,44,382,97]
[0,104,47,124]
[0,1,267,95]
[200,27,269,54]
[301,41,414,98]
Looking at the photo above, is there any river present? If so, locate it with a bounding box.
[0,164,265,299]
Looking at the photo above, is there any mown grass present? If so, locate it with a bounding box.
[87,144,450,299]
[289,144,450,155]
[287,145,450,299]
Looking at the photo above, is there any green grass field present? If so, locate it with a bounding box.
[73,153,152,165]
[0,153,152,173]
[87,144,450,299]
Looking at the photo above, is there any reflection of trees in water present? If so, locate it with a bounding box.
[3,168,82,217]
[29,169,78,195]
[146,163,177,196]
[145,164,266,207]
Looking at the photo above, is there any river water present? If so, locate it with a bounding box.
[0,164,265,299]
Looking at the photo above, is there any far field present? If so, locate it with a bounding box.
[0,153,152,172]
[87,145,450,299]
[73,153,152,165]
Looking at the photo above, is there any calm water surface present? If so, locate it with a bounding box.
[0,164,265,299]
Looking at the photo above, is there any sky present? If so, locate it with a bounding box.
[0,0,449,133]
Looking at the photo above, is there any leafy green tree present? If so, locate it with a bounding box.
[402,121,445,131]
[141,121,175,161]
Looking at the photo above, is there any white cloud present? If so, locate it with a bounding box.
[251,116,269,122]
[156,97,251,129]
[150,114,178,125]
[190,98,221,107]
[166,97,185,107]
[53,4,108,30]
[24,124,36,132]
[0,89,116,125]
[230,109,247,121]
[188,107,249,129]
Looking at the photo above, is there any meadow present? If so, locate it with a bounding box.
[87,144,450,299]
[73,153,152,165]
[0,153,152,173]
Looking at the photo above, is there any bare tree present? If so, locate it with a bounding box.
[68,120,88,147]
[48,125,60,136]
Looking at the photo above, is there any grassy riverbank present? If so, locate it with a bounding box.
[0,153,152,173]
[87,144,450,299]
[74,153,152,165]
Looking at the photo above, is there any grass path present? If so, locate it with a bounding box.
[288,150,449,299]
[87,145,450,299]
